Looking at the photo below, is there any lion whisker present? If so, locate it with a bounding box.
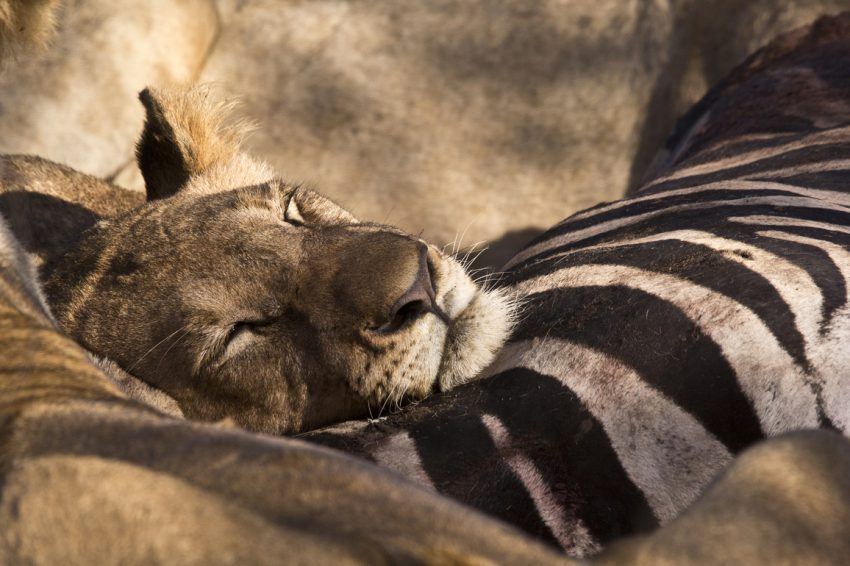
[127,325,189,372]
[456,239,483,261]
[454,218,479,257]
[155,327,192,370]
[378,372,406,418]
[461,245,489,270]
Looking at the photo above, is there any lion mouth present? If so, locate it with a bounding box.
[434,282,516,391]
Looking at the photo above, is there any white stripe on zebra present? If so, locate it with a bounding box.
[642,126,850,188]
[510,265,821,433]
[756,230,850,292]
[730,215,850,237]
[480,413,600,556]
[372,432,437,491]
[743,159,850,181]
[528,229,824,343]
[506,194,850,269]
[553,179,850,232]
[755,230,850,433]
[490,340,732,522]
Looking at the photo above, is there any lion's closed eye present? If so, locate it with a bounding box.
[221,316,278,360]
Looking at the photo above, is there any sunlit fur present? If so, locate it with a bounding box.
[41,85,515,434]
[0,0,59,65]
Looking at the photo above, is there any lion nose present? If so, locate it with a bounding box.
[374,244,446,333]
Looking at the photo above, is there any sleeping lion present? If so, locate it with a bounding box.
[11,85,515,434]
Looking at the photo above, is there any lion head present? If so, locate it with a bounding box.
[42,86,515,434]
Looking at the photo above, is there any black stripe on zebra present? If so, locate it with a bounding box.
[510,285,764,453]
[478,368,660,541]
[301,430,378,460]
[728,224,848,330]
[404,389,566,548]
[506,237,810,371]
[757,170,850,191]
[404,367,659,548]
[642,142,850,195]
[666,132,809,171]
[510,204,850,285]
[539,188,839,245]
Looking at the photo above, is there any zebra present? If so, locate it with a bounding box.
[306,12,850,557]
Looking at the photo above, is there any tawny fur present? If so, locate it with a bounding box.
[0,0,59,65]
[27,85,515,434]
[0,0,219,183]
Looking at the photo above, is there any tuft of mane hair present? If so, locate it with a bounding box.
[0,0,60,65]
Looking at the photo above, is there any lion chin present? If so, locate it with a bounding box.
[432,252,517,392]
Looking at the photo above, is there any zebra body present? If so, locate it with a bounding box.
[307,13,850,556]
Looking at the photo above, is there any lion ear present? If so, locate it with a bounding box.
[136,85,250,201]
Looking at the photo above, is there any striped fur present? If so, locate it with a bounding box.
[307,12,850,555]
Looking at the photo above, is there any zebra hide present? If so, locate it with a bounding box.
[306,11,850,557]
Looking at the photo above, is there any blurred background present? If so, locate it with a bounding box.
[2,0,846,267]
